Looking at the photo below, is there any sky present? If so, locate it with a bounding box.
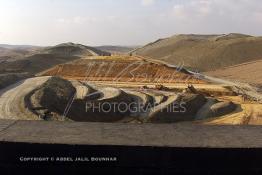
[0,0,262,46]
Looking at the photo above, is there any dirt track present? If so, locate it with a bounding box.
[0,76,50,120]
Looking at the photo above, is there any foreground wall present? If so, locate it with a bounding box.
[1,120,262,173]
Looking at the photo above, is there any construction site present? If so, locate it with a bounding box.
[1,51,261,125]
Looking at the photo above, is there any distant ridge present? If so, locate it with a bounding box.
[131,33,262,72]
[95,45,138,54]
[0,44,41,50]
[45,42,110,56]
[0,42,109,75]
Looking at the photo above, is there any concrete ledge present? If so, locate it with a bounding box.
[0,120,262,148]
[0,120,17,132]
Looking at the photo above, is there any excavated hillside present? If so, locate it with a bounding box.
[26,76,240,123]
[41,56,205,84]
[131,33,262,72]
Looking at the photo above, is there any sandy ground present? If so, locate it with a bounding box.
[198,96,262,125]
[81,80,233,94]
[0,76,50,120]
[206,59,262,86]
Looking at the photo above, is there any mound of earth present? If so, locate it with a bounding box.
[72,87,133,122]
[131,33,262,72]
[180,94,207,116]
[195,99,237,120]
[30,77,133,122]
[210,101,237,117]
[33,77,76,114]
[19,76,243,123]
[149,94,207,123]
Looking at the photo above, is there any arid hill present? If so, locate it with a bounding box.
[0,43,109,75]
[131,33,262,72]
[0,43,109,89]
[0,73,30,89]
[0,47,35,61]
[44,43,110,57]
[206,59,262,87]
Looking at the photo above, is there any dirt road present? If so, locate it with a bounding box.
[0,76,50,120]
[80,80,231,92]
[191,72,262,102]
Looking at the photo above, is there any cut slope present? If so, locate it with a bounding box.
[42,56,205,84]
[131,33,262,72]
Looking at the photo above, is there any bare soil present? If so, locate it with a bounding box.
[131,34,262,72]
[206,59,262,87]
[41,56,205,84]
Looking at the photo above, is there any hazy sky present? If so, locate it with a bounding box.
[0,0,262,46]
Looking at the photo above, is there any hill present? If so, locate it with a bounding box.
[206,59,262,87]
[45,43,110,57]
[131,33,262,72]
[0,47,37,61]
[0,43,109,75]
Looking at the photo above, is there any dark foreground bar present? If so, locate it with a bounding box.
[1,142,262,174]
[1,120,262,174]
